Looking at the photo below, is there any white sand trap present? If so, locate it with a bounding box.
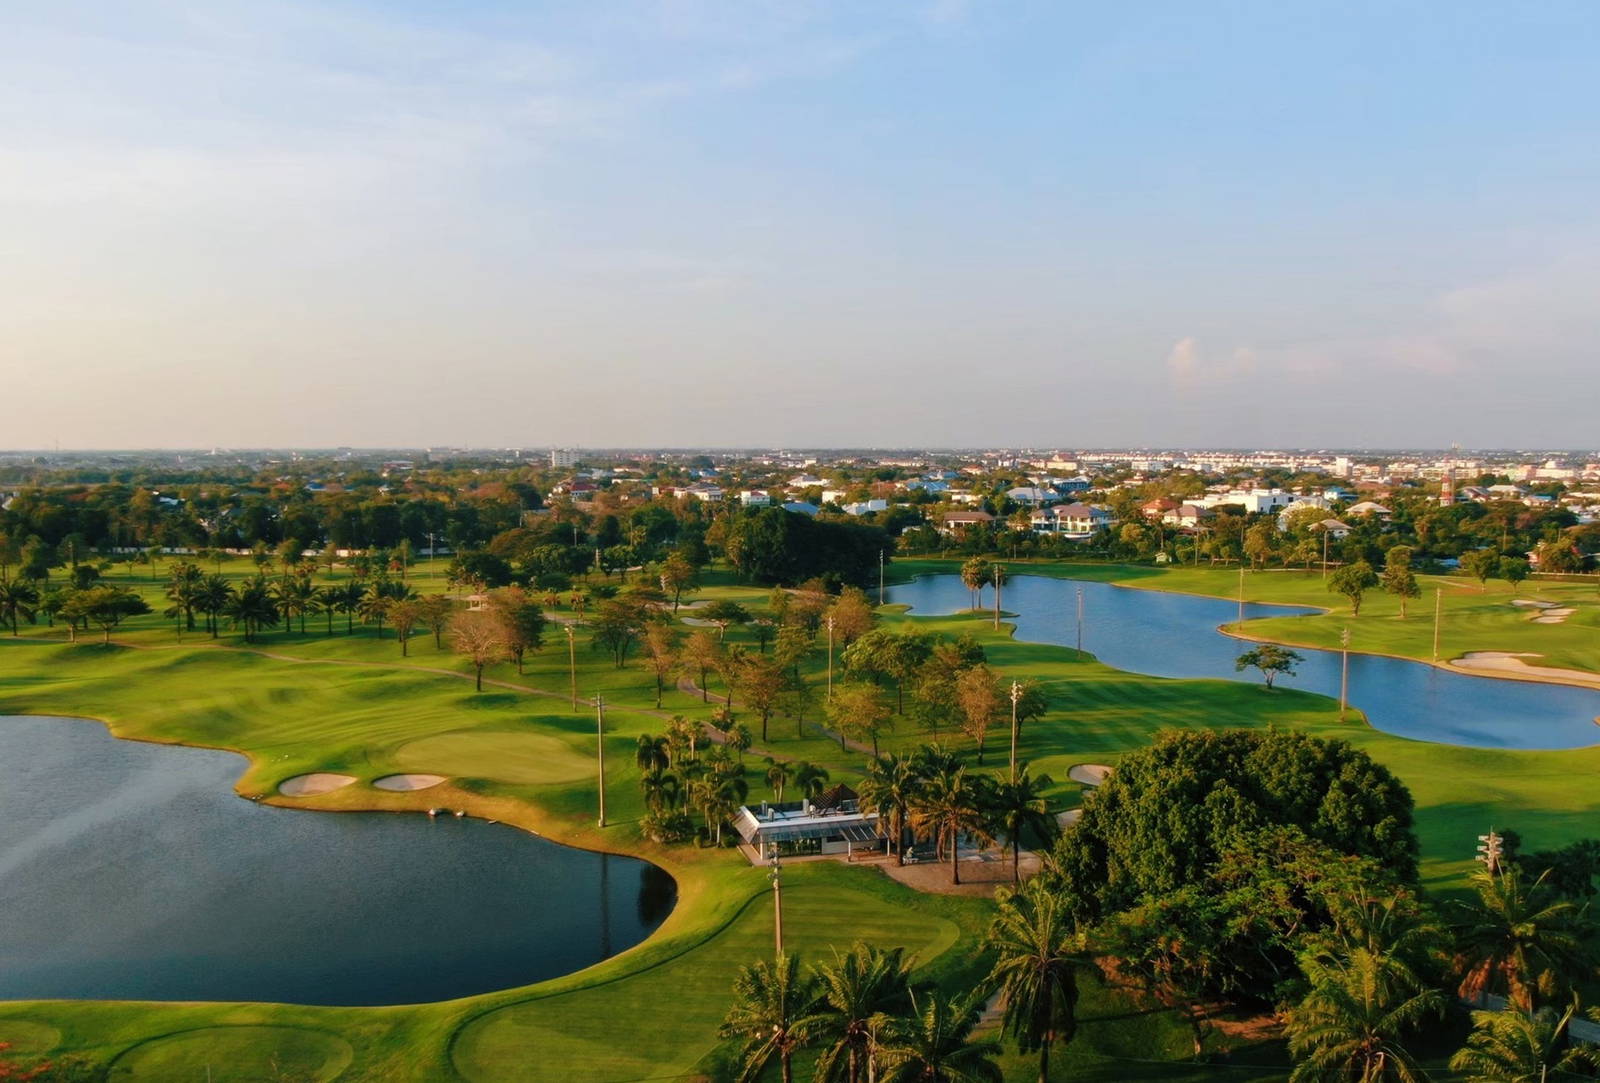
[1532,608,1576,624]
[1455,651,1600,687]
[278,772,356,796]
[1068,764,1113,787]
[1057,808,1083,828]
[679,617,718,627]
[1511,599,1556,609]
[372,773,447,792]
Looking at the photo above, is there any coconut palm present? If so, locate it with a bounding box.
[858,752,923,866]
[908,766,992,886]
[313,585,341,636]
[984,878,1090,1083]
[635,733,671,773]
[764,757,794,802]
[1282,947,1445,1082]
[959,556,990,611]
[712,769,749,846]
[1453,865,1596,1013]
[638,766,680,814]
[1448,999,1588,1083]
[806,942,915,1083]
[878,990,1003,1083]
[196,574,233,637]
[164,561,203,631]
[0,578,40,635]
[275,575,317,634]
[719,952,818,1083]
[223,576,280,643]
[985,766,1057,882]
[793,761,831,801]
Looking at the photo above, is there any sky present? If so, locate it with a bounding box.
[2,1,1598,450]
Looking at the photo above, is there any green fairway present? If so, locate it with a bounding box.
[392,728,594,785]
[110,1025,355,1082]
[2,554,1597,1079]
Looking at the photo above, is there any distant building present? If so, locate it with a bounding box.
[740,490,771,507]
[939,510,995,536]
[842,498,889,516]
[550,448,581,469]
[1031,502,1112,539]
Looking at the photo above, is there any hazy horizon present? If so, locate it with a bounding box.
[5,2,1598,449]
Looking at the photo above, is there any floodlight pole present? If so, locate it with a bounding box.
[1075,587,1084,652]
[1339,627,1351,723]
[1237,562,1245,627]
[1440,588,1452,662]
[878,549,885,606]
[769,851,784,959]
[1008,680,1023,781]
[564,624,577,711]
[596,694,607,828]
[825,615,835,703]
[992,565,1002,630]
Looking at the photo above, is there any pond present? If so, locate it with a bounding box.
[0,716,675,1006]
[888,574,1600,750]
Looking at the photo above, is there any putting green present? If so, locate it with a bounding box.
[110,1025,353,1081]
[393,729,593,785]
[0,1019,60,1056]
[452,883,962,1083]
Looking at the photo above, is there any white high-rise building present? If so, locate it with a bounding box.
[550,448,580,468]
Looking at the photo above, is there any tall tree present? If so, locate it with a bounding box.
[955,665,1001,764]
[985,878,1089,1083]
[451,610,509,691]
[877,991,1003,1083]
[719,953,818,1083]
[986,765,1056,882]
[806,942,914,1083]
[1447,1000,1589,1083]
[1328,561,1380,616]
[826,680,893,756]
[1381,546,1421,619]
[1452,865,1596,1013]
[909,765,991,886]
[641,621,680,708]
[1282,946,1444,1083]
[858,753,923,866]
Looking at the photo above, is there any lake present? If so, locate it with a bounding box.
[888,574,1600,750]
[0,715,675,1006]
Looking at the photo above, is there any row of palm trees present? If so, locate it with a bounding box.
[163,563,432,643]
[726,863,1600,1083]
[721,943,1001,1083]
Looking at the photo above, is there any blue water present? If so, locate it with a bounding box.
[0,716,675,1006]
[888,575,1600,750]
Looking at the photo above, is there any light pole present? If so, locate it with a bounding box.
[878,549,885,607]
[992,565,1002,630]
[1339,627,1350,723]
[768,851,784,958]
[1075,587,1084,653]
[595,694,607,828]
[564,624,577,711]
[1008,680,1022,781]
[825,615,835,703]
[1440,588,1452,662]
[1237,562,1245,627]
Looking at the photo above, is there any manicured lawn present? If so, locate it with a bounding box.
[2,555,1596,1079]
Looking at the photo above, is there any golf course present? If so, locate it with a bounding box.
[2,555,1597,1081]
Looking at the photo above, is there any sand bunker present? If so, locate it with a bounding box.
[1057,808,1083,828]
[1455,651,1600,687]
[278,773,356,797]
[1068,764,1113,787]
[1532,608,1576,624]
[1511,599,1556,608]
[372,773,447,792]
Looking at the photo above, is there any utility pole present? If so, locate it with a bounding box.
[768,851,784,958]
[825,615,835,703]
[1075,587,1084,653]
[1476,828,1503,874]
[564,624,577,711]
[1008,680,1022,781]
[878,549,885,606]
[1440,588,1452,662]
[595,695,607,828]
[1339,627,1350,723]
[992,565,1002,630]
[1237,562,1245,626]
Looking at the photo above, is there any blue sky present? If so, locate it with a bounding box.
[3,1,1597,449]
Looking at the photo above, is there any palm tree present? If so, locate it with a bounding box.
[878,990,1003,1083]
[164,561,203,631]
[908,766,991,886]
[635,734,671,773]
[1453,865,1596,1013]
[764,757,794,802]
[638,766,680,814]
[1282,947,1445,1082]
[358,588,391,638]
[0,579,39,635]
[959,556,990,612]
[794,761,831,801]
[1448,1000,1588,1083]
[859,753,923,866]
[712,769,750,846]
[331,582,366,634]
[719,952,818,1083]
[223,576,280,643]
[807,942,915,1083]
[313,585,341,635]
[985,765,1057,882]
[276,575,317,634]
[196,574,233,638]
[984,878,1089,1083]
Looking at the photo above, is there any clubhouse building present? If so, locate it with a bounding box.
[732,784,883,862]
